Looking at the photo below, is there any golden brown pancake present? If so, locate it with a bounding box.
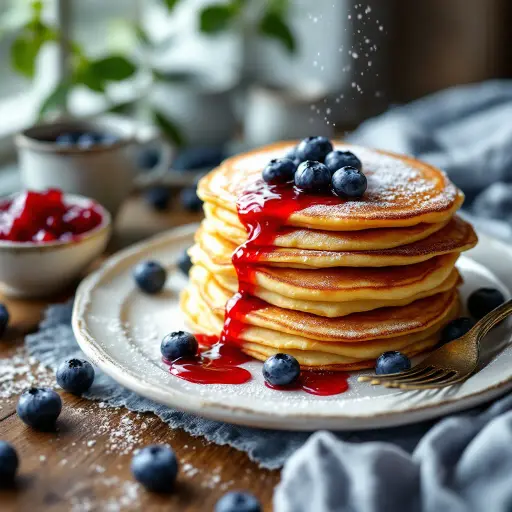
[198,141,464,231]
[180,283,459,370]
[190,263,461,318]
[190,242,459,302]
[198,215,477,268]
[203,202,451,251]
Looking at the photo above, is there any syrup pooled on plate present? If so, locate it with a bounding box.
[164,334,252,385]
[0,189,103,243]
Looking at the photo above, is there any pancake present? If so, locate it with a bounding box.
[204,202,450,251]
[198,215,477,268]
[180,284,459,370]
[190,243,459,303]
[188,274,459,342]
[190,263,461,318]
[198,141,464,231]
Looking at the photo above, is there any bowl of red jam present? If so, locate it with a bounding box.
[0,189,111,297]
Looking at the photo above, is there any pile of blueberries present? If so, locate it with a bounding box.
[262,136,368,199]
[55,131,118,149]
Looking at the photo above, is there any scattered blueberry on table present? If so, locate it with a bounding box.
[294,161,331,191]
[172,146,225,171]
[0,441,18,484]
[375,351,411,375]
[56,358,95,394]
[16,388,62,430]
[180,187,203,212]
[262,353,300,386]
[133,261,167,294]
[467,288,505,320]
[296,136,333,162]
[177,250,192,276]
[161,331,198,361]
[262,158,297,184]
[332,166,367,198]
[137,148,161,170]
[0,303,9,338]
[325,150,362,173]
[440,317,476,344]
[215,491,261,512]
[145,186,171,211]
[131,444,178,493]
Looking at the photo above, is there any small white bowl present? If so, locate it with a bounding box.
[0,193,111,298]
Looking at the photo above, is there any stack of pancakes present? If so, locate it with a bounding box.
[181,142,477,371]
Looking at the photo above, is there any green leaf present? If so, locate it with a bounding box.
[10,34,40,78]
[199,4,235,33]
[152,110,185,147]
[258,11,296,53]
[89,55,137,81]
[162,0,181,11]
[37,82,70,120]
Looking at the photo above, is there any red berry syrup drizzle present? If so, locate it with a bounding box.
[169,179,350,395]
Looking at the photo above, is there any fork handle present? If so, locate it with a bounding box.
[472,298,512,340]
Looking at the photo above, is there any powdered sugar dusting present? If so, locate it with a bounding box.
[0,347,54,402]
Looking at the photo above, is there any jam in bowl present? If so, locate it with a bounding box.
[0,190,111,297]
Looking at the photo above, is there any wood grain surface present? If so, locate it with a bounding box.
[0,195,279,511]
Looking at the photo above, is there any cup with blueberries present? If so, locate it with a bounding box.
[16,118,172,216]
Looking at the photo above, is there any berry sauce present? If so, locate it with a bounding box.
[0,189,103,243]
[171,179,350,396]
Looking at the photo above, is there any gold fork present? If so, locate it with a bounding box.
[358,299,512,390]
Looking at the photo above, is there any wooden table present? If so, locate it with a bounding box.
[0,195,279,511]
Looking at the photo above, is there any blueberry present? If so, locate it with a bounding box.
[262,158,297,184]
[161,331,198,361]
[440,317,476,344]
[296,136,333,162]
[262,353,300,386]
[375,351,411,375]
[325,150,362,173]
[172,146,225,171]
[294,161,331,191]
[180,187,203,212]
[284,146,298,161]
[145,186,171,211]
[332,166,367,198]
[137,148,161,170]
[101,133,119,146]
[0,303,9,338]
[77,132,102,149]
[56,358,95,394]
[131,444,178,493]
[177,250,192,276]
[0,441,18,484]
[133,261,167,294]
[468,288,506,320]
[16,388,62,430]
[55,132,81,146]
[215,491,261,512]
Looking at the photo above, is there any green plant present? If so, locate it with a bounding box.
[199,0,296,54]
[1,0,297,146]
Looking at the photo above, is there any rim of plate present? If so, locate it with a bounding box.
[72,223,512,429]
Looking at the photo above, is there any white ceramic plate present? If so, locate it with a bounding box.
[72,224,512,431]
